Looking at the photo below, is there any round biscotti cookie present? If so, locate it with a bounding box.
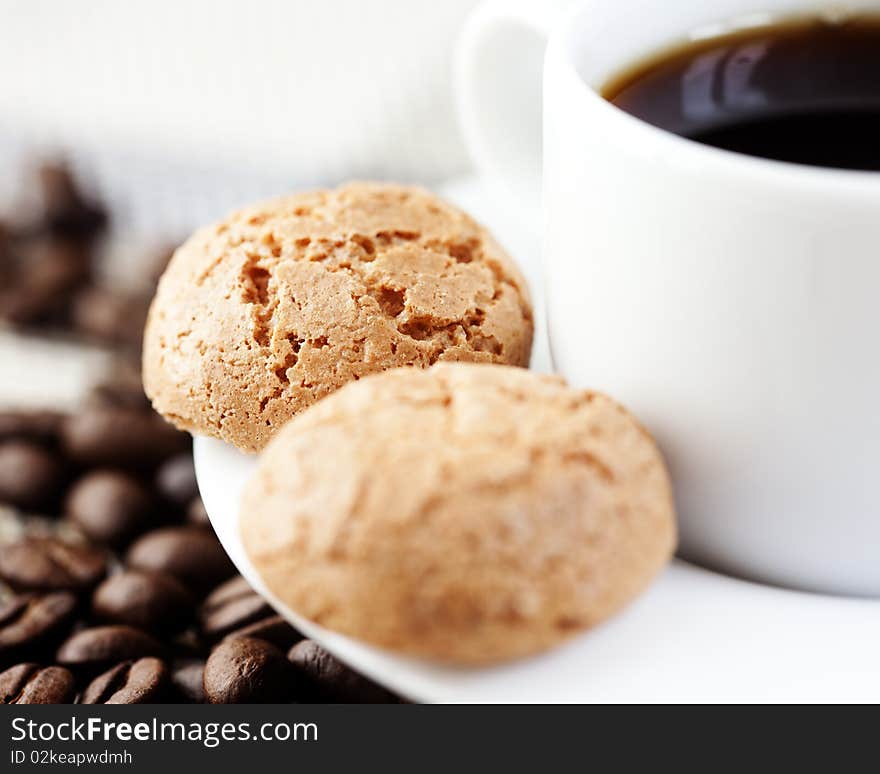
[143,183,533,452]
[240,363,676,664]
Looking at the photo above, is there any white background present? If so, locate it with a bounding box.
[0,0,480,184]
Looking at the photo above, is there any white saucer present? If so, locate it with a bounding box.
[194,177,880,702]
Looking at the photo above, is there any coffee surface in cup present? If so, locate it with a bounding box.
[603,15,880,170]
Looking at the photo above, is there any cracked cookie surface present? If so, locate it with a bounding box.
[240,363,676,664]
[143,182,533,451]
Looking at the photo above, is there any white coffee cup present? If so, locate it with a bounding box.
[455,0,880,597]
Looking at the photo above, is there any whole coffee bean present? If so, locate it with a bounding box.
[0,537,107,592]
[204,636,294,704]
[24,237,93,285]
[0,286,44,326]
[57,625,163,672]
[66,470,154,547]
[80,657,168,704]
[0,592,78,665]
[155,454,199,510]
[171,659,205,704]
[1,239,92,324]
[71,286,150,350]
[0,663,76,704]
[35,161,108,239]
[126,527,235,594]
[288,640,397,703]
[199,576,271,642]
[186,497,210,528]
[169,628,202,661]
[62,408,189,471]
[0,410,63,445]
[226,616,303,651]
[92,571,193,634]
[87,371,150,412]
[0,441,64,511]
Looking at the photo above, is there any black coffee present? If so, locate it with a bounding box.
[603,15,880,170]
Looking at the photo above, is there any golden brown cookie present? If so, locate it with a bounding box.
[143,183,533,451]
[240,363,676,664]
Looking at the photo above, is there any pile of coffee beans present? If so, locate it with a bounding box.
[0,160,401,704]
[0,160,168,351]
[0,389,400,704]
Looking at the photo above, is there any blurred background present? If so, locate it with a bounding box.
[0,0,487,406]
[0,0,479,222]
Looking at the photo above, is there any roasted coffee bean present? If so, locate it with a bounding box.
[226,616,303,651]
[0,410,63,445]
[0,441,64,511]
[62,407,189,470]
[35,162,108,239]
[92,571,193,634]
[0,239,92,325]
[80,657,168,704]
[199,576,271,642]
[65,470,154,547]
[0,291,22,325]
[0,219,10,266]
[169,628,203,660]
[0,537,107,592]
[0,663,76,704]
[170,659,205,704]
[288,640,397,703]
[155,454,199,510]
[87,372,151,412]
[71,286,150,350]
[23,237,93,284]
[0,262,13,300]
[56,625,163,672]
[0,285,48,325]
[186,497,210,528]
[0,592,77,665]
[126,527,235,594]
[204,636,295,704]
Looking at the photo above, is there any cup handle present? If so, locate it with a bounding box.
[454,0,568,211]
